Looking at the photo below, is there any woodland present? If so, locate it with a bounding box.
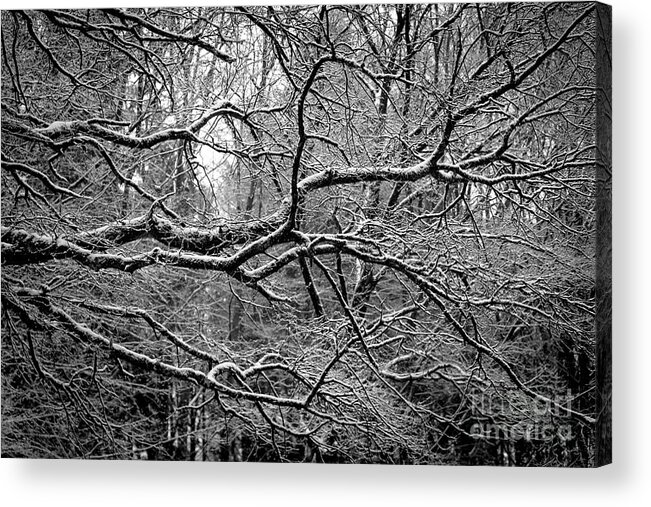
[1,3,610,465]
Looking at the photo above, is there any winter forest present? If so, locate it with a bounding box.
[1,3,611,465]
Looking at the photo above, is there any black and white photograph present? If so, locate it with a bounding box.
[1,1,612,470]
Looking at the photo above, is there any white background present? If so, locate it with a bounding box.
[2,0,649,505]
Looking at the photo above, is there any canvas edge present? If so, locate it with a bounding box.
[595,1,612,467]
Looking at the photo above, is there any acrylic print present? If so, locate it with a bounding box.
[1,3,611,466]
